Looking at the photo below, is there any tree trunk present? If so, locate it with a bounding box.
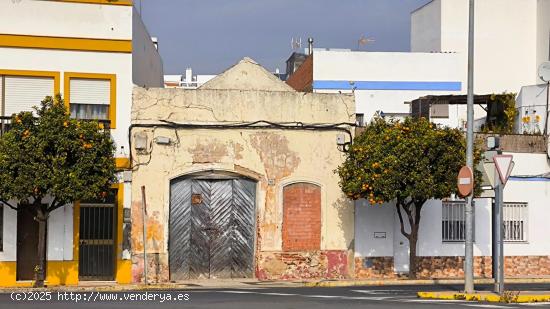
[34,207,47,288]
[408,228,418,279]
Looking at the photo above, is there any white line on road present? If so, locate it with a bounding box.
[219,290,258,294]
[463,304,518,308]
[260,293,298,296]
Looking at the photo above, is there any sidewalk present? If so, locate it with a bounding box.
[1,277,550,293]
[304,277,550,288]
[418,291,550,303]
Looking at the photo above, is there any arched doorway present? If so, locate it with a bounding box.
[169,172,256,280]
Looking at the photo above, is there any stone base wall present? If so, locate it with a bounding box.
[256,250,349,280]
[355,256,550,279]
[355,257,398,279]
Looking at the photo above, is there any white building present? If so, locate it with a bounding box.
[412,0,550,94]
[164,68,216,89]
[0,0,163,287]
[285,49,490,129]
[285,0,550,279]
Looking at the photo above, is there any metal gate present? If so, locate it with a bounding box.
[169,177,256,280]
[79,191,116,281]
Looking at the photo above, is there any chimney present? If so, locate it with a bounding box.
[308,37,314,55]
[185,68,193,84]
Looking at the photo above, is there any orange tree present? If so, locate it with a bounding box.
[0,95,116,287]
[336,117,481,278]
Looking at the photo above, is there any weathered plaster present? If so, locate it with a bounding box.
[130,58,355,281]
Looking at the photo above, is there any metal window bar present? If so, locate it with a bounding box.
[503,202,528,242]
[0,116,110,137]
[442,201,472,242]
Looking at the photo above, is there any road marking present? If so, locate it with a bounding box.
[463,304,518,308]
[351,289,400,295]
[303,295,342,299]
[405,299,463,302]
[219,290,257,294]
[520,303,550,306]
[260,293,298,296]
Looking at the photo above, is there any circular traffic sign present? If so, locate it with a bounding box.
[457,166,474,197]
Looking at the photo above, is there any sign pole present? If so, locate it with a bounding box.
[464,0,476,294]
[492,154,514,294]
[494,172,504,294]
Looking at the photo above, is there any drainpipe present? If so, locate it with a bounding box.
[141,186,148,285]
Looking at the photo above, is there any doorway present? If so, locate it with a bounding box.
[16,209,42,281]
[78,190,117,281]
[169,177,256,280]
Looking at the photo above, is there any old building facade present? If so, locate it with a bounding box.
[130,58,355,282]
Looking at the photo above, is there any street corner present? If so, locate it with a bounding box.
[417,291,550,303]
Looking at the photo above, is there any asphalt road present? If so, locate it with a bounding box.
[2,283,550,309]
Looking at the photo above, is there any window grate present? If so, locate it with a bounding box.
[442,201,474,242]
[503,202,528,242]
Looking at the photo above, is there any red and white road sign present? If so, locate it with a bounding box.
[493,155,514,185]
[457,166,474,197]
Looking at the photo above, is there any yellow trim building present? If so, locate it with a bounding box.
[0,0,163,287]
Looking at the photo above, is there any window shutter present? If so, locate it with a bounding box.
[430,104,449,119]
[70,79,110,105]
[4,76,54,116]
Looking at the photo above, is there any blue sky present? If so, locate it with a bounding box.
[138,0,431,75]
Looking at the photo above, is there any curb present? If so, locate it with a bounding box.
[304,278,550,288]
[417,291,550,303]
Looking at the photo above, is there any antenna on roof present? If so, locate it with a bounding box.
[357,35,375,51]
[291,37,302,51]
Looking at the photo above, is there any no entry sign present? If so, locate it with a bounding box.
[457,166,474,197]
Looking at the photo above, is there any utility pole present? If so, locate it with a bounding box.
[464,0,476,294]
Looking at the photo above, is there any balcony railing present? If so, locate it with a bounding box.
[0,116,111,137]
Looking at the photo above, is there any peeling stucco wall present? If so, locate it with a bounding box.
[130,74,355,282]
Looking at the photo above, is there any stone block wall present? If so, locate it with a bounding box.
[355,256,550,279]
[355,257,397,279]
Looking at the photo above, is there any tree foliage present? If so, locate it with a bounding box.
[0,94,116,286]
[337,117,482,278]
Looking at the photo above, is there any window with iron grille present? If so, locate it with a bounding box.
[503,202,528,242]
[442,201,474,242]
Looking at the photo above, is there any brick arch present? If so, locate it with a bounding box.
[282,182,321,251]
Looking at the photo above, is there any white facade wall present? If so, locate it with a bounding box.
[412,0,547,94]
[0,0,132,40]
[355,153,550,271]
[537,0,550,71]
[132,8,164,88]
[410,0,441,52]
[312,50,473,125]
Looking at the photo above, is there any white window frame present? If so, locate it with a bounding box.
[442,200,475,243]
[503,202,528,243]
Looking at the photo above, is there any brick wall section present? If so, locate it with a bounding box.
[286,55,313,92]
[282,183,321,251]
[355,256,550,279]
[256,250,348,280]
